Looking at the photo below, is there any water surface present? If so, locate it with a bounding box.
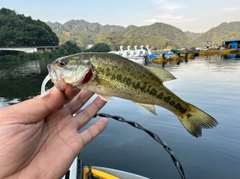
[0,55,240,179]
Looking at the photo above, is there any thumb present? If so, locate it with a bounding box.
[1,86,76,124]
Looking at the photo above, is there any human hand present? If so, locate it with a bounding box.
[0,85,107,179]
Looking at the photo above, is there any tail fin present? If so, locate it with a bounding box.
[177,104,218,137]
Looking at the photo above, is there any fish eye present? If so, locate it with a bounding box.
[58,59,67,66]
[60,61,66,66]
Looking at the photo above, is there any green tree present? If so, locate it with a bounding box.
[0,8,59,47]
[85,43,110,52]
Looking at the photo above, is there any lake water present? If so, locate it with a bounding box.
[0,54,240,179]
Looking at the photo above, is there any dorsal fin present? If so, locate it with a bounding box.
[142,65,176,82]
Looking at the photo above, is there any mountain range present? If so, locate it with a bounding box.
[47,20,240,50]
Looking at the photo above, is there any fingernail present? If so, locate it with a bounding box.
[101,118,108,123]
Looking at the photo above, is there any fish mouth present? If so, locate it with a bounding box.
[47,64,58,81]
[47,64,93,90]
[47,64,67,91]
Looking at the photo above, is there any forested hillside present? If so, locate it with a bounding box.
[47,20,124,48]
[48,19,240,50]
[195,22,240,46]
[0,8,82,60]
[47,20,198,50]
[214,30,240,46]
[1,7,239,51]
[0,8,59,47]
[184,31,203,40]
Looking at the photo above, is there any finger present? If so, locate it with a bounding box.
[2,86,79,124]
[73,96,107,130]
[34,85,79,118]
[63,84,80,104]
[78,118,108,149]
[2,87,64,124]
[65,90,94,115]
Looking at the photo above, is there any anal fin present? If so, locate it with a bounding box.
[135,103,157,115]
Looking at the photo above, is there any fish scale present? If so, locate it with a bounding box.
[88,54,186,113]
[48,52,218,137]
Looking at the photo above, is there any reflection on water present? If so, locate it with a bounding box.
[0,58,54,103]
[221,53,240,60]
[0,54,240,179]
[0,60,41,78]
[0,97,20,107]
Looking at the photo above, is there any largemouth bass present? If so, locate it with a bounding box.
[47,52,218,137]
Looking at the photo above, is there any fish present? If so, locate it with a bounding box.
[47,52,218,137]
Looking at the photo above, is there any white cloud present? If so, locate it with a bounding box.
[152,0,185,10]
[145,0,197,27]
[143,14,197,23]
[223,7,240,11]
[157,14,183,20]
[135,13,148,17]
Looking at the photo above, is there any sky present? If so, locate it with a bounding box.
[1,0,240,33]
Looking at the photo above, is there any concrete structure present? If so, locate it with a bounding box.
[0,46,59,53]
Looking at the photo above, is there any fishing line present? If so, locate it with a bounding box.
[40,75,52,98]
[93,113,186,179]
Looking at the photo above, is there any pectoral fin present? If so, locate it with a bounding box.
[97,79,110,87]
[135,103,157,115]
[98,94,114,102]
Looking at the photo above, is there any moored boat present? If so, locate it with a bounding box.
[198,50,214,56]
[212,49,239,55]
[199,49,239,56]
[109,45,151,65]
[128,56,151,65]
[180,53,195,59]
[151,57,170,64]
[171,55,182,61]
[62,157,150,179]
[151,56,182,64]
